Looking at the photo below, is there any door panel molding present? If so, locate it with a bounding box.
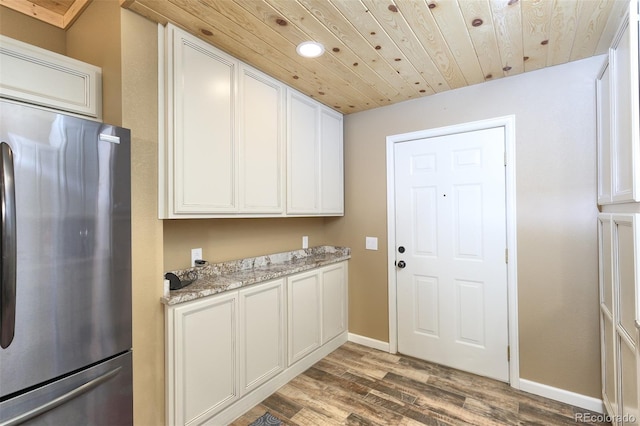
[385,115,519,388]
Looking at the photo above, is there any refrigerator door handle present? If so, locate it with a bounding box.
[0,141,16,349]
[0,366,122,426]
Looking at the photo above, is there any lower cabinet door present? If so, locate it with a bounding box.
[239,279,286,393]
[171,292,239,425]
[287,270,322,365]
[322,262,348,344]
[618,336,638,425]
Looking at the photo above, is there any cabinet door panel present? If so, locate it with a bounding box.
[0,35,102,118]
[239,279,285,393]
[173,32,236,213]
[619,337,638,425]
[611,14,640,203]
[603,312,618,417]
[174,293,238,424]
[600,214,614,314]
[322,263,347,343]
[320,109,344,214]
[288,92,319,213]
[239,67,283,213]
[288,271,322,364]
[597,62,612,205]
[614,216,638,343]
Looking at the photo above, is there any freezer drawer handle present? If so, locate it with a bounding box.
[0,366,122,426]
[0,142,16,349]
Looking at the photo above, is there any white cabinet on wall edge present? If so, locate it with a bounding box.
[597,1,640,204]
[165,261,348,426]
[0,35,102,120]
[598,213,639,425]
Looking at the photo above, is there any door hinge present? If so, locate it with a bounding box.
[504,152,507,166]
[505,248,508,264]
[507,345,510,362]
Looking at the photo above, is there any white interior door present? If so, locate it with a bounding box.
[394,126,509,382]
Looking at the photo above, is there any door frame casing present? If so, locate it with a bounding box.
[385,115,520,388]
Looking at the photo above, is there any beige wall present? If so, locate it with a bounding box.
[66,0,122,126]
[164,217,336,270]
[68,4,166,424]
[1,0,605,412]
[0,6,65,54]
[331,56,604,398]
[120,9,166,426]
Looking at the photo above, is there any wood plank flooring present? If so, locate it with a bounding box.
[231,342,610,426]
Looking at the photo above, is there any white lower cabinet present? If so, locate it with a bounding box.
[167,292,239,426]
[288,262,348,365]
[598,214,640,425]
[321,263,348,344]
[239,279,285,393]
[287,270,322,365]
[166,262,348,425]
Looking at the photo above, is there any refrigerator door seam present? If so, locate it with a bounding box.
[0,366,122,426]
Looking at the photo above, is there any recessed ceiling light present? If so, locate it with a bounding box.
[296,41,325,58]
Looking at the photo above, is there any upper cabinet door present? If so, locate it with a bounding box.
[287,91,320,214]
[169,25,237,214]
[597,61,612,205]
[320,108,344,215]
[238,65,284,214]
[160,25,342,218]
[609,3,640,203]
[287,89,344,216]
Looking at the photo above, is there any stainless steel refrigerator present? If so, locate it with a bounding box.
[0,100,133,425]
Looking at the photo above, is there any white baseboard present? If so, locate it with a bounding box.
[519,379,604,414]
[348,333,390,352]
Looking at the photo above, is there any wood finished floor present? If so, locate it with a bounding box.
[231,342,609,426]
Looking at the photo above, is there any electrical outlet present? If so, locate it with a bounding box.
[302,236,309,249]
[191,248,202,267]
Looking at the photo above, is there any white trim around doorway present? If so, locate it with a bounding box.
[385,115,520,389]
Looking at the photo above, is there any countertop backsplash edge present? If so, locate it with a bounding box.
[162,245,351,306]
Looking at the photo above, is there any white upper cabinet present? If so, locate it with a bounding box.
[598,2,640,204]
[238,65,284,214]
[288,92,319,213]
[320,108,345,214]
[160,25,342,218]
[0,35,102,119]
[167,25,236,215]
[287,89,344,216]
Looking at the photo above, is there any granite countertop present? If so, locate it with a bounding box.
[162,246,351,306]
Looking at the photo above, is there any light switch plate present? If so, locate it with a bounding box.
[365,237,378,250]
[302,236,309,249]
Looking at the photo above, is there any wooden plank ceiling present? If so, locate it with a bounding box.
[0,0,91,29]
[8,0,627,113]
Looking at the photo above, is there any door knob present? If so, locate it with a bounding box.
[397,260,406,268]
